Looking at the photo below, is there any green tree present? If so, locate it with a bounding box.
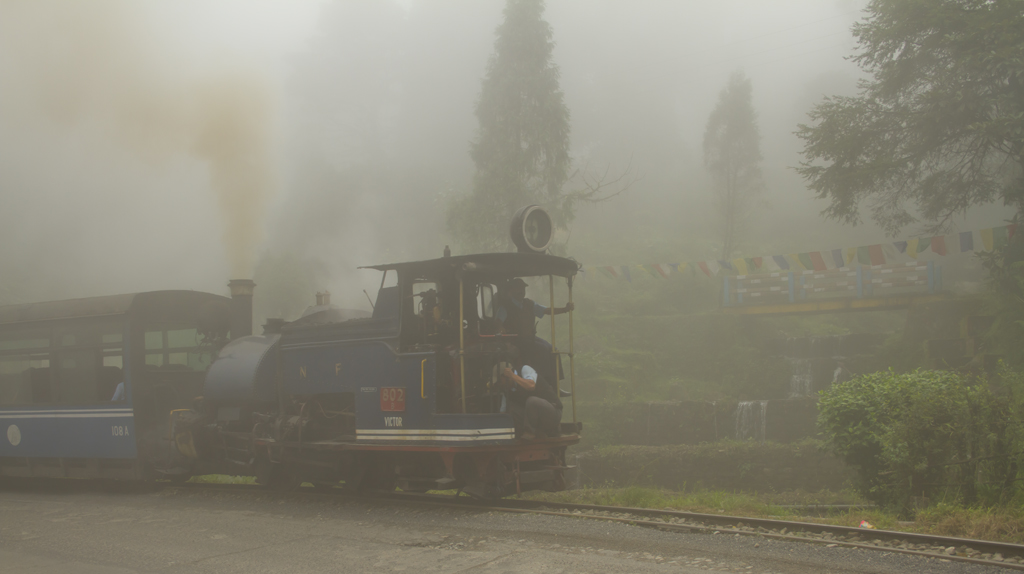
[448,0,571,252]
[703,71,763,260]
[796,0,1024,235]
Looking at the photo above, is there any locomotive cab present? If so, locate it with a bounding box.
[371,254,578,421]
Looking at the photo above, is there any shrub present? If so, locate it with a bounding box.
[817,369,1018,512]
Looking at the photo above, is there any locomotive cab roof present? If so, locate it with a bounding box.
[360,252,579,281]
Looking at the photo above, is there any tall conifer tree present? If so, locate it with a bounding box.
[449,0,570,252]
[703,71,763,260]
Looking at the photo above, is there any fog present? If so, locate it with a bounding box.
[0,0,1013,316]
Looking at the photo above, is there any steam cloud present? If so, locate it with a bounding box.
[0,0,274,278]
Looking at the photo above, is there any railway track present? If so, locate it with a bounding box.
[3,477,1019,570]
[158,481,1024,571]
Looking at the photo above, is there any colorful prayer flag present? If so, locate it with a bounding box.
[959,231,973,253]
[831,249,844,268]
[579,223,1012,287]
[857,246,871,265]
[994,225,1009,249]
[808,251,827,271]
[882,243,899,261]
[732,259,748,275]
[868,244,885,265]
[981,228,994,251]
[798,253,814,270]
[907,238,920,259]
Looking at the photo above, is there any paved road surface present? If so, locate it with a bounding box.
[0,483,1008,573]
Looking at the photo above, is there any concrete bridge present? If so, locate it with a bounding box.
[720,261,947,315]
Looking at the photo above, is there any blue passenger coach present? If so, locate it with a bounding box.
[0,291,232,479]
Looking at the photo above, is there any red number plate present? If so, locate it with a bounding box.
[380,387,406,412]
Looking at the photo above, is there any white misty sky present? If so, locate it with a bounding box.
[4,0,1008,305]
[143,0,329,69]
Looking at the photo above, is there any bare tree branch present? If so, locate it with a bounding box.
[564,153,643,204]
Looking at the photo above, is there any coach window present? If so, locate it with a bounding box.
[0,329,52,405]
[144,326,213,371]
[55,321,124,404]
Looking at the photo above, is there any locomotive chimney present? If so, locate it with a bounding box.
[227,279,255,340]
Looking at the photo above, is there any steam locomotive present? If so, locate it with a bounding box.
[0,206,581,497]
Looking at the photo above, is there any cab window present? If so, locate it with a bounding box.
[478,283,495,320]
[406,282,440,343]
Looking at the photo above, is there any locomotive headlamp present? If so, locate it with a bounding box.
[509,205,553,253]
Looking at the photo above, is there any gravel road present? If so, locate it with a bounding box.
[0,483,1010,573]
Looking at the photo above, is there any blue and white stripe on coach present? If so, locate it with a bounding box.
[0,408,134,419]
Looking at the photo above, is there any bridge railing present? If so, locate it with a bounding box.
[722,261,942,307]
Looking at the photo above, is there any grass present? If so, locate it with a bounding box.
[519,486,1024,544]
[915,503,1024,543]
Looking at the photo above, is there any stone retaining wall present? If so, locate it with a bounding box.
[583,398,819,445]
